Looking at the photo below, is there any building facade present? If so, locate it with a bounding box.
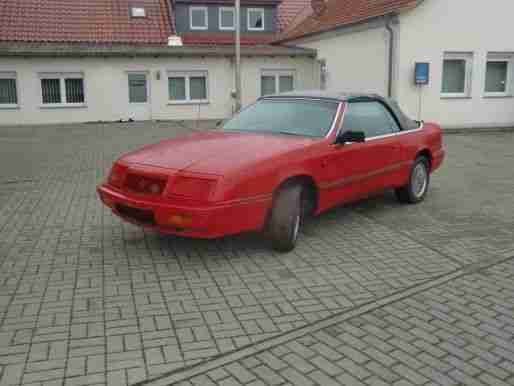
[0,0,317,125]
[3,0,511,129]
[278,0,514,129]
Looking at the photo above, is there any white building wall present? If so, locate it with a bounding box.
[241,55,320,105]
[397,0,514,128]
[292,25,390,95]
[0,55,317,126]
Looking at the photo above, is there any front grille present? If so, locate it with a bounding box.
[125,174,166,195]
[116,204,156,225]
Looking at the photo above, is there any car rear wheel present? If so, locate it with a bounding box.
[268,184,303,252]
[395,156,430,204]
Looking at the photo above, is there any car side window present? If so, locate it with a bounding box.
[342,101,401,138]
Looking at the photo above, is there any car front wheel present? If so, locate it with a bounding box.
[395,156,430,204]
[268,184,302,252]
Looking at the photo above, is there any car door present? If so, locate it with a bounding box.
[318,100,403,209]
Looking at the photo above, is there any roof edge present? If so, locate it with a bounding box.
[274,1,419,44]
[0,42,317,58]
[275,14,389,45]
[174,0,282,4]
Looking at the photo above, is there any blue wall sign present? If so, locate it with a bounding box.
[414,62,430,85]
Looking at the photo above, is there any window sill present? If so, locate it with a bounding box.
[0,104,19,110]
[190,26,208,31]
[483,94,513,99]
[40,104,87,109]
[219,27,235,31]
[248,28,265,32]
[440,95,472,100]
[167,100,210,106]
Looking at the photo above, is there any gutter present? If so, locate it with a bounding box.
[385,14,395,98]
[0,42,317,58]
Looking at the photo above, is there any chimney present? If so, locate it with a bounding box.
[311,0,327,16]
[168,35,183,46]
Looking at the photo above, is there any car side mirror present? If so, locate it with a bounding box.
[335,130,366,145]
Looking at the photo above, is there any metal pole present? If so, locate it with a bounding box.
[235,0,242,112]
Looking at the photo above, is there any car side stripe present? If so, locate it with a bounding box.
[319,161,413,190]
[215,193,273,207]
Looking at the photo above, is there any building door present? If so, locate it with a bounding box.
[127,72,151,121]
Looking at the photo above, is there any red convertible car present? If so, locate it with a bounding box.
[98,92,445,251]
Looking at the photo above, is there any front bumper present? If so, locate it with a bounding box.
[97,184,272,239]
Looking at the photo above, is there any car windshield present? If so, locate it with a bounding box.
[223,99,339,138]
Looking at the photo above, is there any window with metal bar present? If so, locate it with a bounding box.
[41,79,61,104]
[0,77,17,105]
[65,78,85,103]
[40,73,85,105]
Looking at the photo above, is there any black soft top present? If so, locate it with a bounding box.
[260,90,420,131]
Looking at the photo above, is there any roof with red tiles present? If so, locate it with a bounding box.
[0,0,174,44]
[276,0,311,32]
[275,0,419,43]
[174,0,281,4]
[0,0,324,47]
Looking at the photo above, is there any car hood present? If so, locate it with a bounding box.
[120,130,314,175]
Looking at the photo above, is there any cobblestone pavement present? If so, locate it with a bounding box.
[162,258,514,386]
[0,122,513,386]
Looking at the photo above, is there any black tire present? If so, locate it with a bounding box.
[395,156,430,204]
[268,185,303,252]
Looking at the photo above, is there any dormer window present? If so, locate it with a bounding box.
[190,6,208,30]
[248,8,264,31]
[219,7,235,30]
[130,7,146,18]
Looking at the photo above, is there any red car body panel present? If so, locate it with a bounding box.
[97,98,445,239]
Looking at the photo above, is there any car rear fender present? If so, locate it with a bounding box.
[417,122,444,172]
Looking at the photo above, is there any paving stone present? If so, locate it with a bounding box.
[1,125,514,386]
[160,260,514,386]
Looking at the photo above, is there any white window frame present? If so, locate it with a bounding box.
[219,7,235,31]
[247,8,265,31]
[190,6,208,30]
[261,69,295,96]
[167,71,209,104]
[440,52,473,99]
[127,71,150,104]
[483,53,513,98]
[39,72,86,108]
[0,72,19,109]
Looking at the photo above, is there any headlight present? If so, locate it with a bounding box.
[125,174,167,195]
[108,163,128,188]
[169,176,217,201]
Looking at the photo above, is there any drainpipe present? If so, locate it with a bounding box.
[385,15,395,98]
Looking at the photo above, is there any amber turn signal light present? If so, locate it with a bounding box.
[167,214,193,227]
